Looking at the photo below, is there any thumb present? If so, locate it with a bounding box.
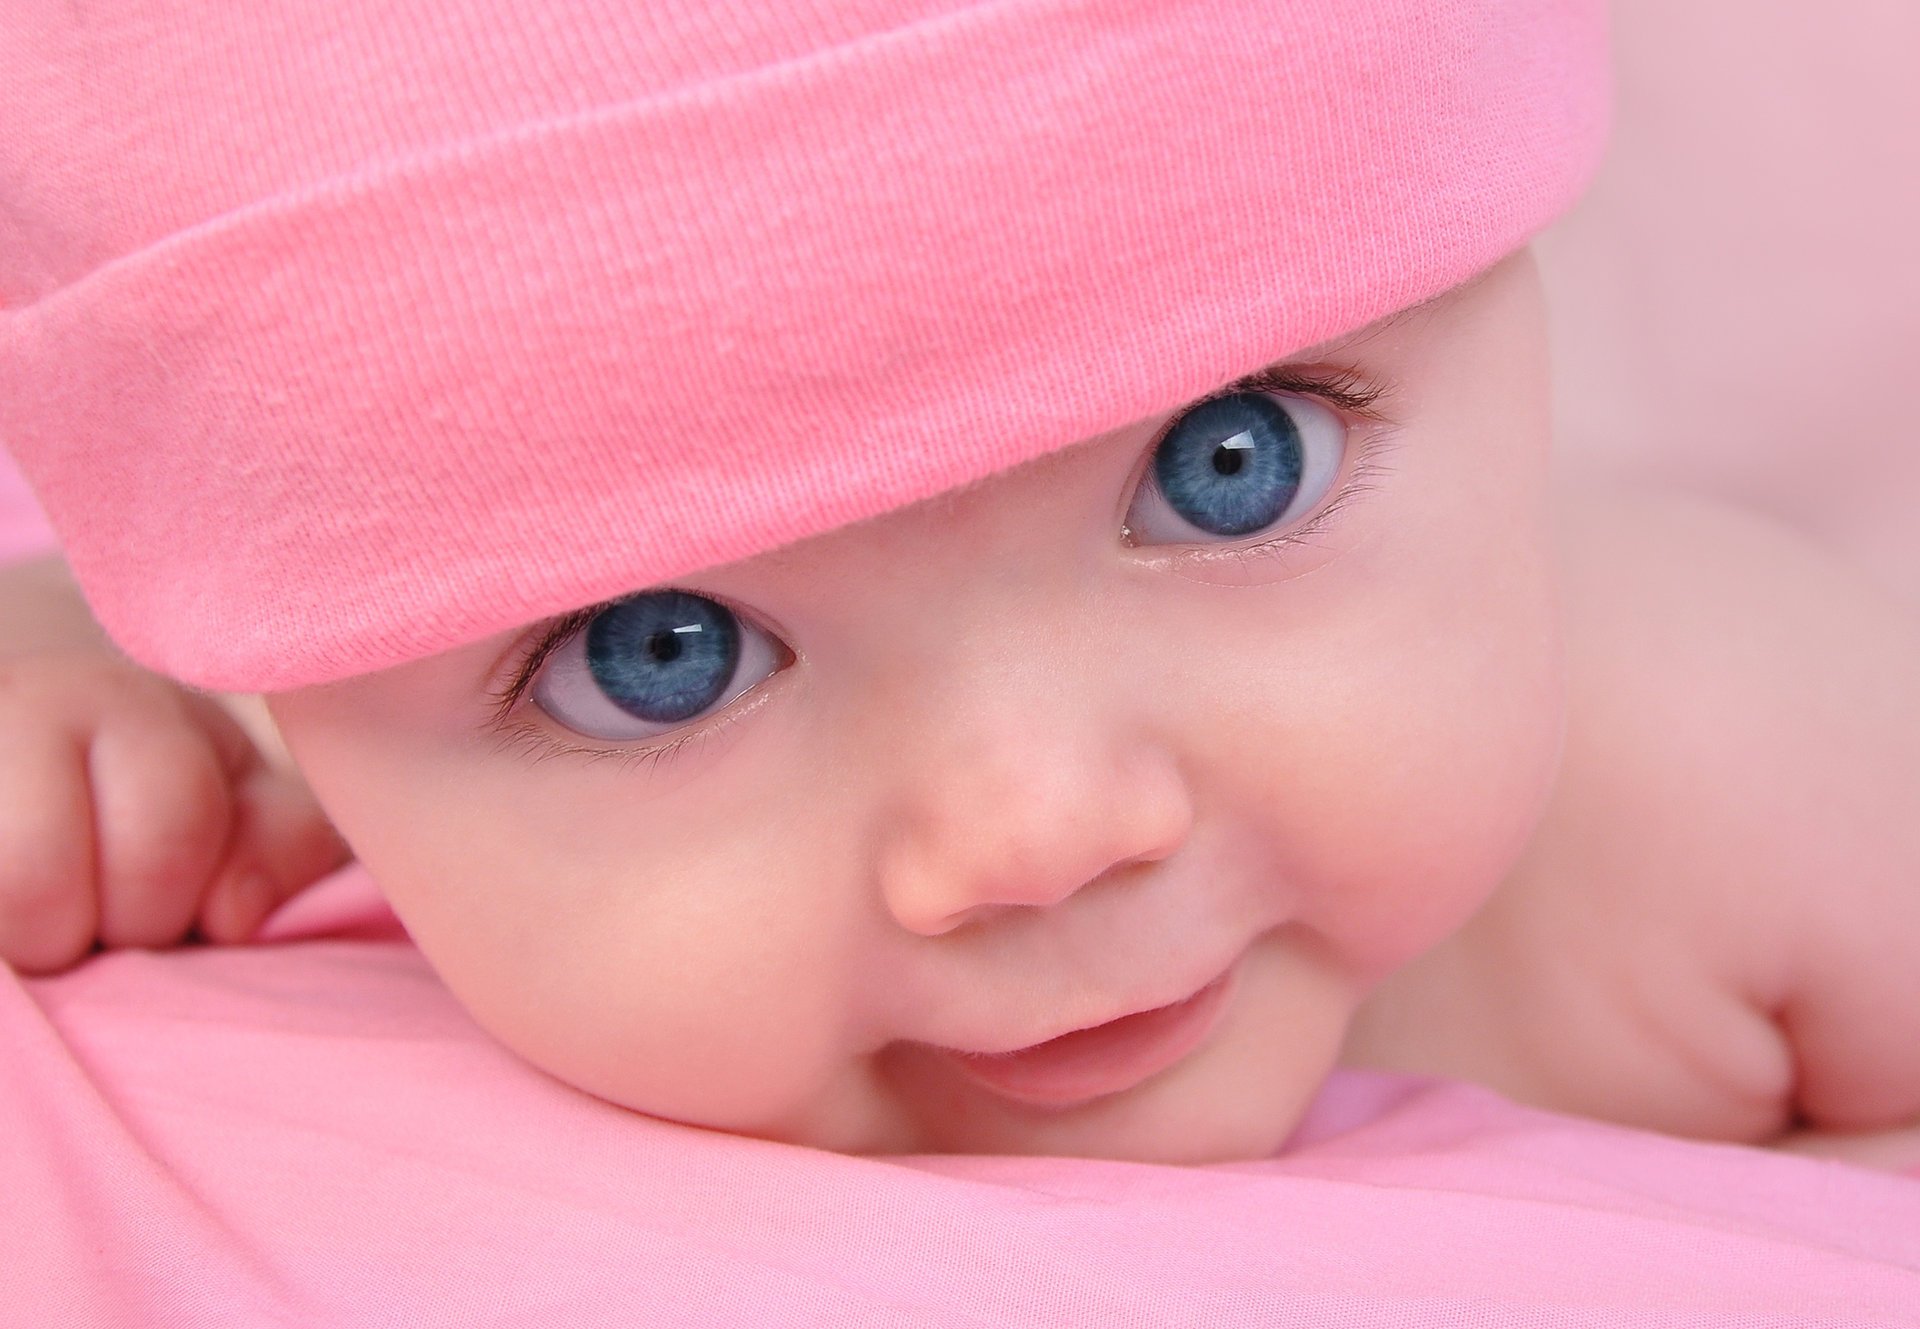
[197,765,354,944]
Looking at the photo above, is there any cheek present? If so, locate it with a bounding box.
[1297,604,1563,975]
[276,706,868,1138]
[1204,470,1563,980]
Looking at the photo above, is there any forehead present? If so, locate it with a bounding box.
[1285,281,1457,361]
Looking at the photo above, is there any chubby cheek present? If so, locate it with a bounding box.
[448,845,850,1136]
[280,710,867,1139]
[1311,617,1563,979]
[1215,530,1564,983]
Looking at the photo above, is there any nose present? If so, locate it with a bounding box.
[874,709,1195,938]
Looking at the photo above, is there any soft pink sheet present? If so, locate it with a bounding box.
[5,862,1919,1326]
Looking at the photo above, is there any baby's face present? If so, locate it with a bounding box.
[267,248,1563,1162]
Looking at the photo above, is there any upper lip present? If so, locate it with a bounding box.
[926,954,1240,1058]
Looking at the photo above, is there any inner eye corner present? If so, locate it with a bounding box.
[766,632,800,672]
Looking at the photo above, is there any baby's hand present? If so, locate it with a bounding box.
[0,560,349,974]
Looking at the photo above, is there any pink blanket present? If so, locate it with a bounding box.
[1,862,1916,1325]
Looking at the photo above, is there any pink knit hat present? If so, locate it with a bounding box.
[0,0,1608,692]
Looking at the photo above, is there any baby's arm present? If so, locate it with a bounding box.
[0,554,349,974]
[1559,486,1920,1166]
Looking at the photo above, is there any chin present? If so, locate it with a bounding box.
[1049,1107,1305,1166]
[895,1002,1339,1163]
[905,1062,1318,1163]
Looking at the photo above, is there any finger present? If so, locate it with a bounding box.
[173,689,268,783]
[197,765,352,944]
[0,726,98,974]
[87,710,235,951]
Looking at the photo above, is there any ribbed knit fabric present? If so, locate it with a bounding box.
[0,0,1608,690]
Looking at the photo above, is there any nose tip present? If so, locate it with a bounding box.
[875,745,1194,937]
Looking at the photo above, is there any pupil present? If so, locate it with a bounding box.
[1152,395,1303,538]
[584,590,741,726]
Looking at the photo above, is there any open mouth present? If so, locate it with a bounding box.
[934,963,1239,1110]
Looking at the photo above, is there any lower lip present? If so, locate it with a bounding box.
[936,965,1238,1109]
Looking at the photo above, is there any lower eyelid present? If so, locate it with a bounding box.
[490,711,710,776]
[492,660,786,773]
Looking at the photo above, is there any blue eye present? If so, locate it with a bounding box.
[1124,391,1346,545]
[528,590,785,742]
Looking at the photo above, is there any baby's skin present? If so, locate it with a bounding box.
[3,248,1917,1166]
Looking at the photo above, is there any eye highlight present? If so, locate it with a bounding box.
[488,589,791,750]
[1126,390,1340,542]
[1121,365,1397,567]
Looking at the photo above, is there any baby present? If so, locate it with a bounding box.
[4,0,1919,1168]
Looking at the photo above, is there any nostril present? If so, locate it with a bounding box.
[933,900,1017,936]
[875,741,1194,935]
[885,854,1156,938]
[1108,849,1168,876]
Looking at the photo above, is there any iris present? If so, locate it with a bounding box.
[1151,392,1303,537]
[584,591,741,724]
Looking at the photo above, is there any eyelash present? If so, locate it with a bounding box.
[486,365,1400,769]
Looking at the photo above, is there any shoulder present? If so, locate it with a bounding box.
[1551,477,1919,722]
[1549,478,1913,887]
[1552,478,1920,921]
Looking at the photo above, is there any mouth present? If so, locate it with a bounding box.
[931,962,1239,1110]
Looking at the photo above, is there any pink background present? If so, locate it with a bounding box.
[1536,0,1920,608]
